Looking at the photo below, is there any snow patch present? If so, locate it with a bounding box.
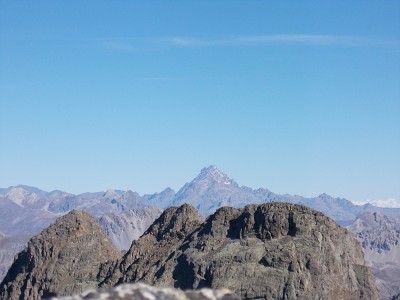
[5,187,28,207]
[352,198,400,208]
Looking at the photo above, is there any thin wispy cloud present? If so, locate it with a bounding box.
[161,34,400,47]
[141,77,181,81]
[97,34,400,51]
[164,35,356,47]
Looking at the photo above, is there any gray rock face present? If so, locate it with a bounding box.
[392,293,400,300]
[50,283,240,300]
[97,206,163,250]
[0,167,398,298]
[0,234,28,283]
[1,167,399,255]
[347,212,400,299]
[0,210,121,300]
[102,203,379,300]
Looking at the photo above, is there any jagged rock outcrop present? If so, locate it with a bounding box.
[50,283,239,300]
[1,203,379,300]
[0,210,121,300]
[0,186,165,283]
[2,171,400,291]
[99,204,202,287]
[102,203,379,300]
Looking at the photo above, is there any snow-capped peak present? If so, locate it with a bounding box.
[195,165,235,185]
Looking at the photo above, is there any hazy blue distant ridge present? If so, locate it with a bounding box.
[1,166,400,227]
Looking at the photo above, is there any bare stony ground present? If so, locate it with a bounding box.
[49,283,240,300]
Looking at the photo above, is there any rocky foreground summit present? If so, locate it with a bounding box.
[0,210,121,300]
[1,203,378,300]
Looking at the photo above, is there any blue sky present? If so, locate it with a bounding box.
[0,1,399,201]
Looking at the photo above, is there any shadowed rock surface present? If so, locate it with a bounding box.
[0,210,121,300]
[102,203,379,300]
[392,293,400,300]
[50,283,239,300]
[0,233,28,283]
[0,203,379,300]
[0,186,163,282]
[2,169,400,286]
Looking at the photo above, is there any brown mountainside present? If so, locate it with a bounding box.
[102,202,378,299]
[1,203,378,300]
[0,210,121,300]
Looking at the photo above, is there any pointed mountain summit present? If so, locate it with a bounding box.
[193,165,237,186]
[166,166,400,226]
[0,210,121,300]
[169,166,263,214]
[3,186,45,209]
[102,189,124,199]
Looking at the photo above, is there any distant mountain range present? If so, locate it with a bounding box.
[1,166,399,227]
[98,207,163,250]
[0,165,399,298]
[167,166,400,225]
[347,212,400,299]
[0,185,166,281]
[351,199,400,208]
